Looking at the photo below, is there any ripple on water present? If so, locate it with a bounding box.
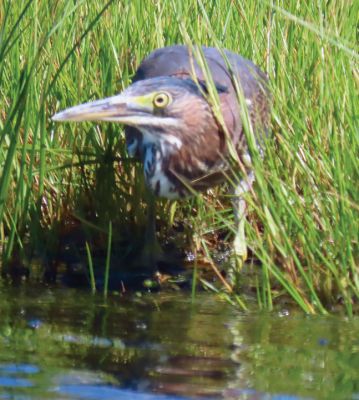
[0,287,357,400]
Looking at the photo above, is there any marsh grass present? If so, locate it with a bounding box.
[0,0,357,314]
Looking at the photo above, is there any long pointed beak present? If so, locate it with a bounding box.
[52,94,149,123]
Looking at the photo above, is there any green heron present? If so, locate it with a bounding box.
[53,45,270,268]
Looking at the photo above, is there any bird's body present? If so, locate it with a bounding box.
[53,45,270,265]
[125,46,269,199]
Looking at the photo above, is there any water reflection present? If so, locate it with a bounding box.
[0,286,357,399]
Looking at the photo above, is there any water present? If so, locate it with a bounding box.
[0,286,358,399]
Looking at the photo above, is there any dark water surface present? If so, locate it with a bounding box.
[0,286,358,400]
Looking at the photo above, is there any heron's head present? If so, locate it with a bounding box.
[52,77,220,139]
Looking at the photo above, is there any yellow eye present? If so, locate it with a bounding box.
[153,92,170,108]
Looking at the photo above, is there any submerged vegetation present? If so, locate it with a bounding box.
[0,1,358,314]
